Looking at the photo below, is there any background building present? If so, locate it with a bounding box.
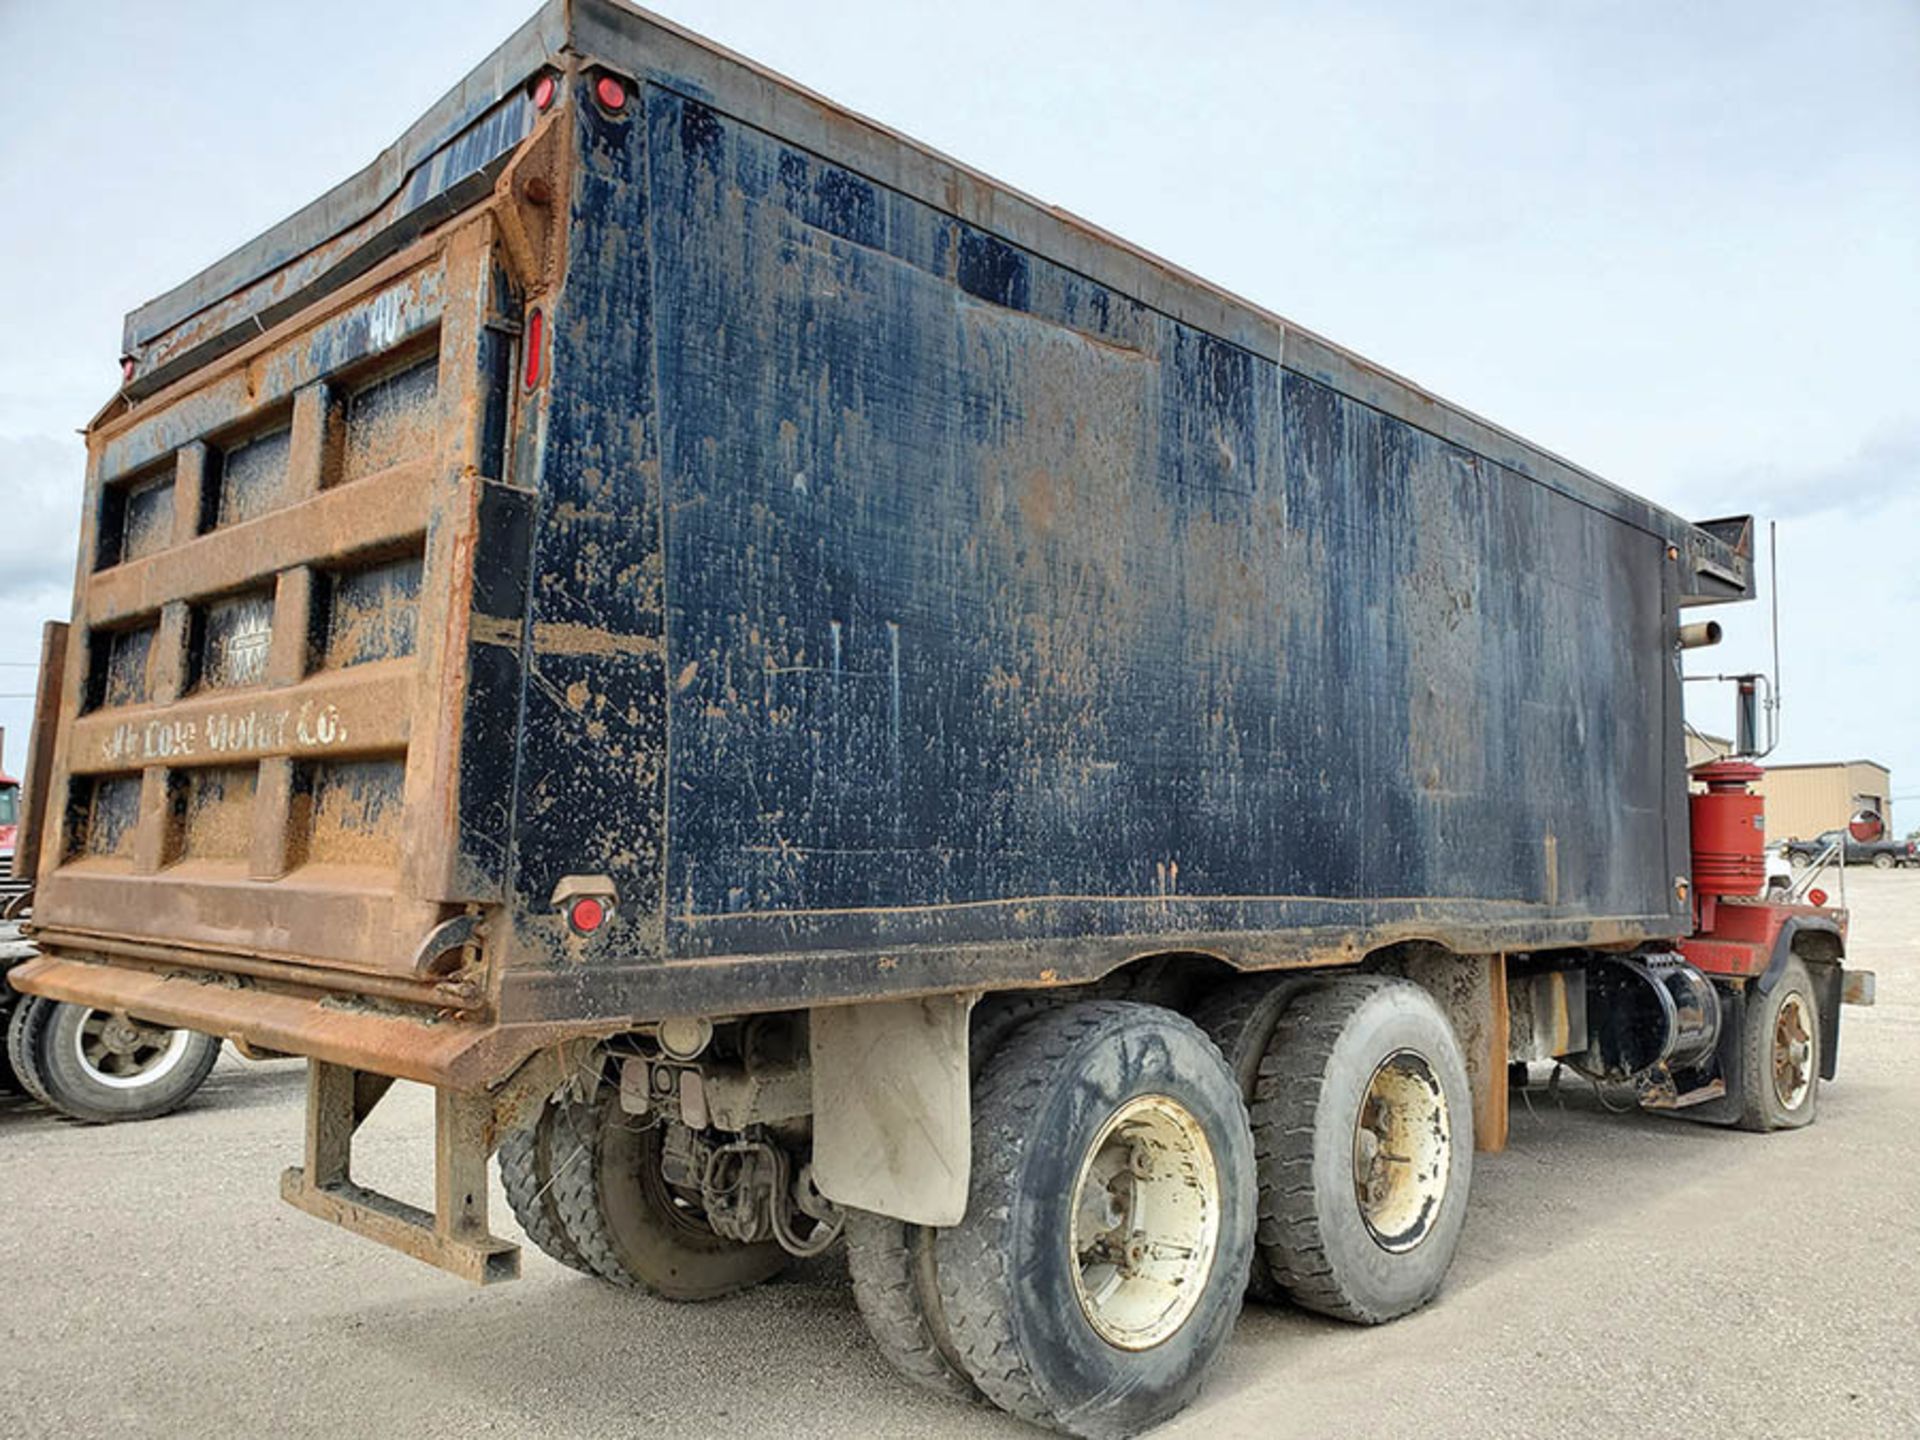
[1685,731,1733,769]
[1757,761,1893,842]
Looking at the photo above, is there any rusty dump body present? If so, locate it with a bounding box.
[13,0,1755,1099]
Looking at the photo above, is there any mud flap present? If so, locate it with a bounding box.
[810,995,972,1226]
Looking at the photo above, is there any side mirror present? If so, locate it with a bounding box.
[1734,677,1760,755]
[1849,810,1886,844]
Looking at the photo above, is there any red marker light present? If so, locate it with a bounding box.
[569,896,606,934]
[1807,888,1828,908]
[523,307,544,389]
[120,356,135,384]
[531,74,556,111]
[594,74,627,113]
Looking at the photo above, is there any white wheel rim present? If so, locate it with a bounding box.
[1772,992,1814,1112]
[1068,1094,1221,1351]
[73,1010,192,1089]
[1353,1049,1452,1254]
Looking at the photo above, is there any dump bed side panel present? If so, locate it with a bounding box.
[497,74,1687,1026]
[646,91,1682,960]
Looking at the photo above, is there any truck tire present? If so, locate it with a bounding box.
[2,995,30,1096]
[1871,852,1894,870]
[0,996,22,1096]
[1251,976,1473,1325]
[845,1211,978,1403]
[6,996,219,1124]
[1190,974,1319,1305]
[548,1086,788,1299]
[498,1095,596,1274]
[844,990,1062,1404]
[936,1001,1255,1438]
[1737,956,1820,1132]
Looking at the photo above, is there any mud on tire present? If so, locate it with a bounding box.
[935,1001,1255,1438]
[1251,976,1473,1324]
[843,990,1063,1403]
[548,1084,788,1299]
[1736,955,1821,1133]
[499,1094,596,1274]
[1189,974,1319,1305]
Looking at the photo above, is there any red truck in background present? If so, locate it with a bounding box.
[0,763,23,906]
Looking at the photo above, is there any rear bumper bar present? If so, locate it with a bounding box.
[11,953,590,1286]
[6,953,577,1090]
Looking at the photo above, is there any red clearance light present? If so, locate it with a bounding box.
[1807,888,1828,908]
[531,74,556,111]
[594,74,628,113]
[569,896,607,935]
[120,355,135,384]
[523,307,545,389]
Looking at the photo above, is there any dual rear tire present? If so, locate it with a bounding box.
[499,1084,789,1298]
[847,980,1474,1437]
[501,978,1476,1438]
[935,1002,1256,1437]
[1251,977,1473,1323]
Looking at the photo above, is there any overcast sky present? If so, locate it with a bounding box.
[0,1,1913,822]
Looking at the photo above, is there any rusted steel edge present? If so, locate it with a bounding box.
[10,620,67,887]
[122,2,567,353]
[28,929,481,1012]
[95,232,454,450]
[499,913,1678,1030]
[7,954,606,1091]
[278,1172,518,1286]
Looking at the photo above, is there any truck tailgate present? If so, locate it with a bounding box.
[26,220,528,1013]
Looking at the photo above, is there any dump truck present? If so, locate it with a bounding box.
[6,3,1874,1434]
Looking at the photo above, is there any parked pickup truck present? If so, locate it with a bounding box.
[5,3,1874,1434]
[1781,830,1916,870]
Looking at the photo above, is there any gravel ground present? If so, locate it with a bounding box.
[3,873,1916,1439]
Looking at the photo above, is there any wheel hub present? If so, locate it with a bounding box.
[1771,992,1814,1112]
[1352,1049,1452,1254]
[100,1019,150,1055]
[1069,1094,1221,1351]
[73,1009,192,1089]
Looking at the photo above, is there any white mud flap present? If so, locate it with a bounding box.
[810,994,972,1226]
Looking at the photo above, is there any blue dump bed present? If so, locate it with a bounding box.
[18,0,1754,1082]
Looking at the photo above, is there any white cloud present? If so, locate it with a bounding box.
[0,434,84,601]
